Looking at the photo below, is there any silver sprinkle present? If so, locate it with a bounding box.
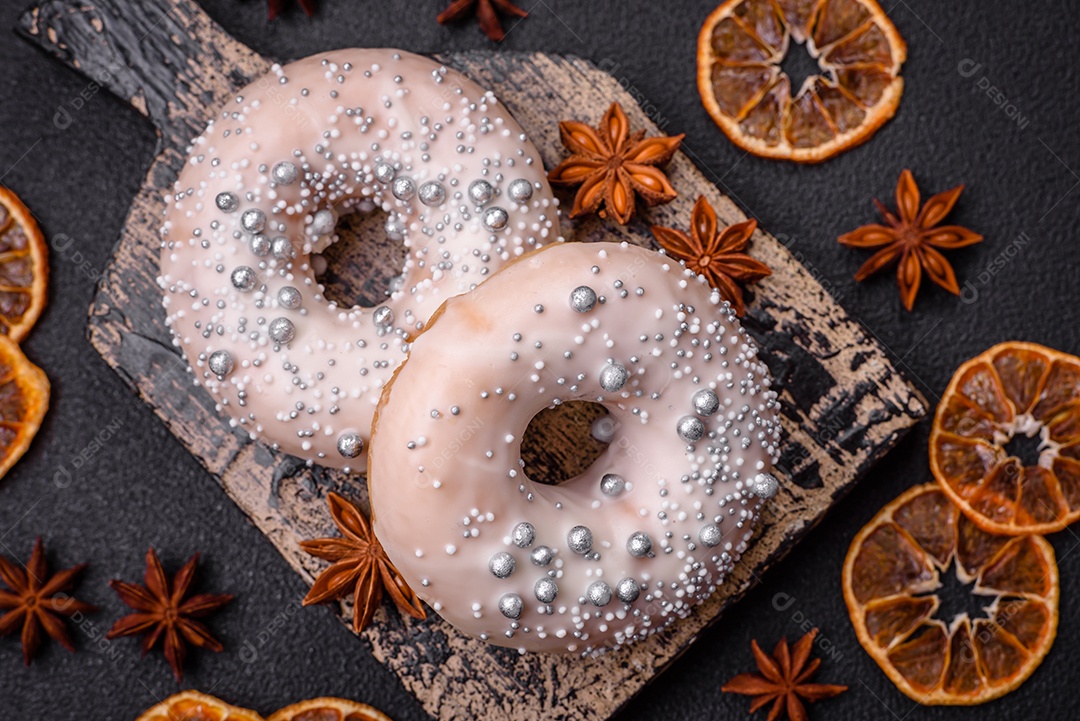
[600,473,626,496]
[692,388,720,416]
[616,578,640,603]
[208,350,234,377]
[534,578,558,603]
[752,472,780,499]
[392,176,416,201]
[268,317,295,344]
[567,525,593,555]
[511,522,535,548]
[278,286,302,310]
[586,581,612,607]
[418,181,447,206]
[230,266,257,292]
[241,209,266,233]
[384,217,406,240]
[311,208,337,235]
[489,551,516,579]
[337,433,364,458]
[530,545,554,566]
[271,236,295,260]
[677,415,705,442]
[569,285,597,313]
[215,192,239,212]
[250,234,271,257]
[507,178,534,203]
[627,531,653,558]
[374,162,396,184]
[498,593,523,619]
[698,523,722,547]
[271,161,298,185]
[591,415,617,443]
[483,207,509,231]
[599,362,629,393]
[468,179,494,205]
[373,305,394,327]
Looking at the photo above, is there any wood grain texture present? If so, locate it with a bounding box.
[18,1,927,719]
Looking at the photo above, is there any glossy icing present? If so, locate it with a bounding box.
[159,49,560,470]
[369,241,781,652]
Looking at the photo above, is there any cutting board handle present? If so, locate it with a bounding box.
[17,0,271,147]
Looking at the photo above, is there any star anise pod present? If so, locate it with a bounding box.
[838,168,983,311]
[437,0,527,42]
[267,0,315,21]
[722,628,847,721]
[548,102,684,225]
[0,538,96,665]
[300,492,425,633]
[106,548,233,681]
[651,196,771,316]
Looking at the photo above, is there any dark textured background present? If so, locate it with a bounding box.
[0,0,1077,718]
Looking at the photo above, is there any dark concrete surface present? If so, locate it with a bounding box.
[0,0,1077,718]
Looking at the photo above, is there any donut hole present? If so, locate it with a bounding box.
[520,401,612,485]
[313,204,408,308]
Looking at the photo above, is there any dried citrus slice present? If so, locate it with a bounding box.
[135,691,264,721]
[0,187,48,341]
[267,698,393,721]
[697,0,906,162]
[843,484,1058,705]
[0,333,48,481]
[931,342,1080,535]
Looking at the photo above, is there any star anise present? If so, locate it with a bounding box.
[300,492,425,633]
[437,0,527,42]
[651,196,771,316]
[548,102,684,225]
[267,0,315,21]
[722,628,847,721]
[838,168,983,311]
[106,548,233,681]
[0,538,96,665]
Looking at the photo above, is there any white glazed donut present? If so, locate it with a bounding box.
[159,49,561,470]
[368,241,781,653]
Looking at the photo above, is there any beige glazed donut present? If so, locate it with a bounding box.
[159,49,561,470]
[369,241,781,653]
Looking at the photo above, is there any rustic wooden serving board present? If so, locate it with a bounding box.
[18,1,928,718]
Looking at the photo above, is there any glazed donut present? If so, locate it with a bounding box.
[369,241,781,652]
[159,49,560,469]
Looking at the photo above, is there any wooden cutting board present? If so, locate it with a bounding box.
[17,1,927,718]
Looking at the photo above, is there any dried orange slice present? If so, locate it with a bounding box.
[697,0,906,162]
[136,691,264,721]
[931,342,1080,535]
[0,187,48,341]
[843,484,1058,705]
[0,334,49,481]
[267,698,394,721]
